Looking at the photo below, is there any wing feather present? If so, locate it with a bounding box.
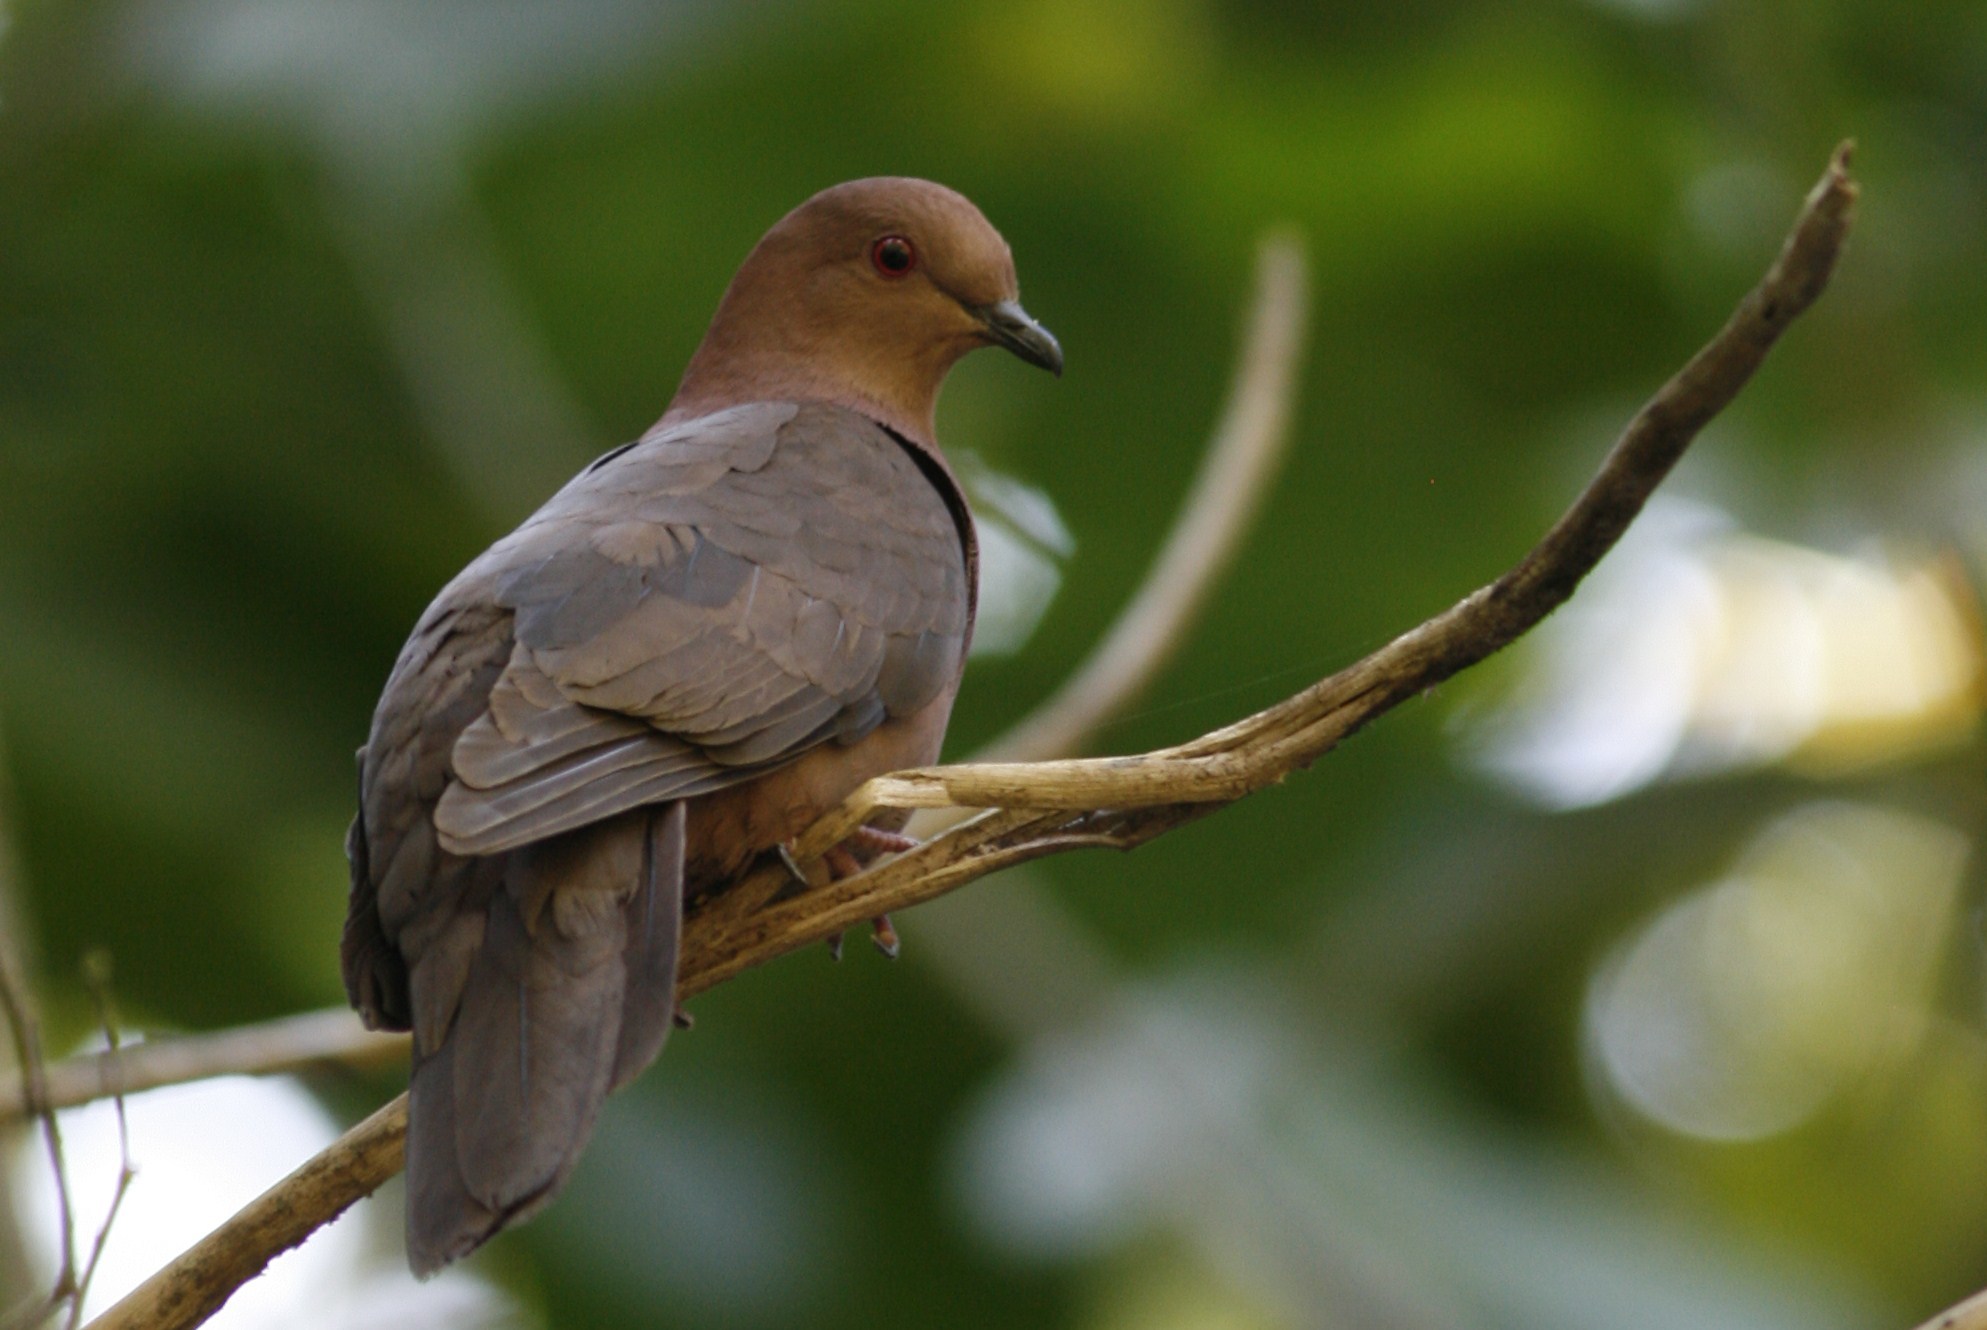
[428,401,970,856]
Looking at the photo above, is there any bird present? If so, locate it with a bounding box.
[339,177,1062,1275]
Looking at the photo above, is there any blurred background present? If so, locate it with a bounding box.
[3,0,1986,1326]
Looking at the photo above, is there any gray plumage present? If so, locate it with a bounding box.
[341,173,1058,1275]
[343,401,969,1273]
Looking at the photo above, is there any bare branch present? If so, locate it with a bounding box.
[0,719,71,1330]
[791,142,1861,864]
[0,829,83,1330]
[89,1099,406,1330]
[0,956,75,1330]
[974,232,1310,766]
[0,1010,406,1121]
[86,144,1858,1330]
[64,955,135,1330]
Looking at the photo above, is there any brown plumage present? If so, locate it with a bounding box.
[341,178,1061,1274]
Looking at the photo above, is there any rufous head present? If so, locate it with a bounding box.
[665,177,1061,445]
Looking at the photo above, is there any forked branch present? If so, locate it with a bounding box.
[86,144,1857,1330]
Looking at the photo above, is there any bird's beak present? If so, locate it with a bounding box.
[973,299,1063,377]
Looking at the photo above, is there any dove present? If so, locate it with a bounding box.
[340,177,1061,1273]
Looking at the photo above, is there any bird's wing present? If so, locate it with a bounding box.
[343,599,514,1033]
[429,399,971,857]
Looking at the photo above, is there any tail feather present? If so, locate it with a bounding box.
[403,803,685,1275]
[612,801,685,1089]
[405,1025,499,1276]
[450,886,621,1210]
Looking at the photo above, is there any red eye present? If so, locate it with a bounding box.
[870,235,916,277]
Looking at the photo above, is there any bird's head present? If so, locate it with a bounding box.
[668,177,1061,444]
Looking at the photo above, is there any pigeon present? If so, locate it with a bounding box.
[341,177,1061,1273]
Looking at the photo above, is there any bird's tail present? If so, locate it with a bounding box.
[404,802,684,1276]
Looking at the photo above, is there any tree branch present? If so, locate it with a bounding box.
[83,1098,408,1330]
[64,956,135,1330]
[972,231,1310,766]
[86,143,1857,1330]
[0,721,83,1330]
[0,951,75,1330]
[0,1009,407,1120]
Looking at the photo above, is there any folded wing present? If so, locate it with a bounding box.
[430,399,971,856]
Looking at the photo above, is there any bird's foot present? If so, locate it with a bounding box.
[672,1007,695,1031]
[848,826,920,857]
[825,915,900,960]
[811,841,907,960]
[778,825,922,887]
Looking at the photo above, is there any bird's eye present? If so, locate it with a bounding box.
[870,235,916,278]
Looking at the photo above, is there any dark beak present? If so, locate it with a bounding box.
[974,299,1063,377]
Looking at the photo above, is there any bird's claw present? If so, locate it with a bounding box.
[779,825,921,890]
[776,840,821,889]
[802,834,910,958]
[786,828,918,959]
[849,826,920,857]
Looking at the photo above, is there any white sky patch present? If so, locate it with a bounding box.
[11,1070,524,1328]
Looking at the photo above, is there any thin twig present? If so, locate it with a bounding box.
[86,1098,408,1330]
[0,723,52,1319]
[88,145,1857,1330]
[973,231,1310,766]
[0,716,73,1330]
[0,952,74,1330]
[0,1009,407,1120]
[64,954,134,1330]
